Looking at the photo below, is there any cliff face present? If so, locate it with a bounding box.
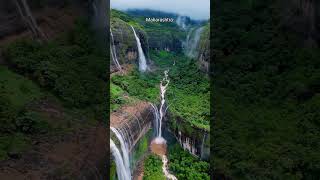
[166,112,210,160]
[110,17,149,71]
[110,101,153,151]
[147,31,183,52]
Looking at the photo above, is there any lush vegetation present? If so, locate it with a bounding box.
[132,130,152,167]
[111,69,159,104]
[143,154,165,180]
[168,144,210,180]
[111,50,210,130]
[0,66,46,160]
[213,0,320,179]
[150,50,210,130]
[4,19,107,119]
[0,19,107,161]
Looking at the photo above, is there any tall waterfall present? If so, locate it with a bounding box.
[184,26,204,58]
[158,70,169,138]
[151,70,170,142]
[110,127,131,180]
[110,139,130,180]
[150,71,177,179]
[110,28,122,72]
[130,25,147,72]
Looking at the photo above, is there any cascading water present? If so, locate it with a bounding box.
[110,139,130,180]
[111,127,130,174]
[150,70,177,180]
[158,70,169,138]
[184,26,204,58]
[176,16,187,30]
[151,70,170,143]
[110,28,122,72]
[110,127,131,180]
[130,25,147,72]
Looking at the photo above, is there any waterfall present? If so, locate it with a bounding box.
[110,139,131,180]
[184,26,204,58]
[110,28,122,72]
[150,103,160,136]
[111,127,130,173]
[150,70,169,143]
[130,25,147,72]
[158,70,169,138]
[176,16,187,30]
[150,71,177,179]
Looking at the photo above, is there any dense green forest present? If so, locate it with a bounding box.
[143,154,165,180]
[0,19,107,161]
[168,144,210,180]
[213,1,320,179]
[111,50,210,130]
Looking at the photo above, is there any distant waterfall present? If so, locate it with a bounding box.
[184,27,204,58]
[110,28,122,72]
[176,16,187,30]
[110,127,131,180]
[130,25,147,72]
[110,139,130,180]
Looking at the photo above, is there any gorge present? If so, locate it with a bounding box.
[110,8,210,180]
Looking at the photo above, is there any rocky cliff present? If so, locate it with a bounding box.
[110,17,149,72]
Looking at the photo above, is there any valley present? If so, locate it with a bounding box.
[109,9,210,180]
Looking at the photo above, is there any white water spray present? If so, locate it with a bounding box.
[130,25,147,72]
[110,139,130,180]
[158,70,169,138]
[110,28,122,72]
[176,16,187,30]
[184,27,204,58]
[150,70,170,143]
[111,127,130,175]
